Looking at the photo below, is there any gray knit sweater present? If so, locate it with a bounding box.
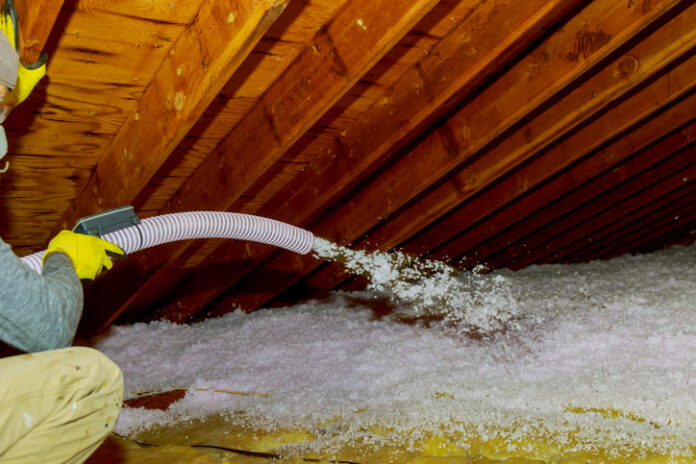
[0,237,83,353]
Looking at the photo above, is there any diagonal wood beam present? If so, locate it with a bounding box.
[601,200,696,259]
[632,216,696,255]
[565,182,696,262]
[553,165,696,261]
[499,153,696,267]
[205,0,690,316]
[80,0,441,334]
[350,1,696,255]
[306,47,696,297]
[430,101,696,266]
[146,0,582,322]
[480,117,696,267]
[499,151,696,269]
[12,0,63,64]
[54,0,290,234]
[294,0,696,294]
[300,127,696,297]
[160,0,440,214]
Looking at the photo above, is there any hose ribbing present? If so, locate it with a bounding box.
[21,212,314,274]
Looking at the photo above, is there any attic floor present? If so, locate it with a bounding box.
[84,406,688,464]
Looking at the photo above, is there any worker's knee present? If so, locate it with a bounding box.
[0,347,124,463]
[60,346,124,409]
[66,346,123,388]
[1,345,124,405]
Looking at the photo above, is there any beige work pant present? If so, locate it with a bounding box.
[0,347,123,463]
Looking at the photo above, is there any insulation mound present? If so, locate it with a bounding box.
[93,243,696,460]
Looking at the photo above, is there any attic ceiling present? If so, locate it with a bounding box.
[0,0,694,337]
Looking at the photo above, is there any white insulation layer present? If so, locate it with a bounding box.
[21,211,315,274]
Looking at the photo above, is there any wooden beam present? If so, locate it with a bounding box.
[161,0,441,215]
[464,126,696,268]
[594,192,696,260]
[292,115,696,294]
[356,0,696,254]
[544,135,696,262]
[500,151,696,269]
[207,0,692,314]
[565,183,696,262]
[81,0,441,334]
[148,0,582,322]
[428,95,696,266]
[55,0,290,233]
[226,0,692,312]
[301,2,696,291]
[13,0,63,64]
[628,215,696,256]
[667,226,696,247]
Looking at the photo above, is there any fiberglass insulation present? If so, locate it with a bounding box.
[94,242,696,456]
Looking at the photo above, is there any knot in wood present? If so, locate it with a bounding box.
[618,55,639,75]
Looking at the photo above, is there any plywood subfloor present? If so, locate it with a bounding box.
[86,411,692,464]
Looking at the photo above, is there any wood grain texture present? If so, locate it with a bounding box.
[428,95,696,265]
[347,0,695,253]
[305,46,696,299]
[134,0,352,214]
[80,0,442,334]
[145,0,582,322]
[13,0,64,64]
[0,0,195,250]
[54,0,290,233]
[2,0,695,332]
[286,0,696,296]
[205,0,688,316]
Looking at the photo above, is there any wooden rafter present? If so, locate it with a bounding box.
[291,0,696,294]
[356,0,696,254]
[53,0,290,233]
[538,167,696,262]
[428,97,696,265]
[0,0,693,339]
[80,0,442,334]
[502,151,696,269]
[478,72,694,266]
[567,182,696,262]
[313,47,696,295]
[12,0,64,64]
[205,0,689,317]
[308,124,696,295]
[604,202,696,259]
[145,0,582,323]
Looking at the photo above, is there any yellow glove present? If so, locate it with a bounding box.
[43,230,125,280]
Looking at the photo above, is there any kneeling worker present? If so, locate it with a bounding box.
[0,14,126,464]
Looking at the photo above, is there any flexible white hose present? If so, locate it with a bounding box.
[21,211,315,274]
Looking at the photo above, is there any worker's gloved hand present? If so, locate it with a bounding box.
[43,231,125,280]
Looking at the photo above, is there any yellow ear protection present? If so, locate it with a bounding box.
[0,0,48,172]
[0,0,47,108]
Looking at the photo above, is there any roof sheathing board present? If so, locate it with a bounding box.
[0,0,193,254]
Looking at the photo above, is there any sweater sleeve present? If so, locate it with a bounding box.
[0,237,83,353]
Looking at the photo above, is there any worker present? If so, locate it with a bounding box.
[0,16,125,464]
